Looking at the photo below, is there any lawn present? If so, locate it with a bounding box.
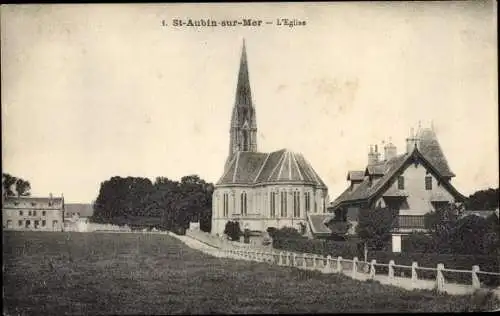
[3,231,499,314]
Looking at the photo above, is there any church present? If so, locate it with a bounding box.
[211,41,330,237]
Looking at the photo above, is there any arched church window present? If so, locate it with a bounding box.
[240,192,248,215]
[270,192,276,218]
[223,193,229,217]
[293,191,301,218]
[280,191,287,217]
[304,192,311,213]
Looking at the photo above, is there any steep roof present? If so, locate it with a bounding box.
[217,149,327,188]
[416,128,455,177]
[3,196,64,209]
[329,147,465,210]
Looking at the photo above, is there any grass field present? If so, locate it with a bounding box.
[3,231,499,314]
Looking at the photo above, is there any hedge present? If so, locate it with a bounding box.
[272,237,362,259]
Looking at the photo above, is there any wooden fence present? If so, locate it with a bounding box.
[218,247,500,294]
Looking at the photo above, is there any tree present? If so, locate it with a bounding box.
[423,202,461,250]
[2,173,18,197]
[465,188,499,211]
[356,207,398,250]
[15,179,31,196]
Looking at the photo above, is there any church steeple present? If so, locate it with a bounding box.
[226,40,258,168]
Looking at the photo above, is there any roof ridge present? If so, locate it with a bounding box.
[232,152,241,183]
[253,152,271,183]
[267,151,286,181]
[288,151,292,180]
[276,151,288,181]
[292,152,304,181]
[219,154,238,183]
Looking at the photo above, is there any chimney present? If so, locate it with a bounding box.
[405,127,420,153]
[368,145,380,165]
[384,140,397,161]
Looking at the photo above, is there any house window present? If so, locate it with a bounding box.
[223,193,229,217]
[42,220,46,227]
[42,211,46,216]
[280,191,287,217]
[19,210,23,216]
[28,211,32,216]
[33,211,37,216]
[25,220,31,228]
[305,192,311,213]
[425,176,432,190]
[18,220,23,227]
[34,220,39,228]
[293,191,301,218]
[240,192,247,215]
[270,192,276,218]
[398,176,405,190]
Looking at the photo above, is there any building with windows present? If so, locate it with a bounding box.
[64,203,94,232]
[325,124,466,244]
[2,193,64,231]
[211,41,329,236]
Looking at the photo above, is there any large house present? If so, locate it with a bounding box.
[2,193,65,231]
[325,124,466,249]
[211,41,329,237]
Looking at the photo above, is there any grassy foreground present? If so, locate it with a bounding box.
[3,231,499,314]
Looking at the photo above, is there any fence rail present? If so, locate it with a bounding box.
[183,230,499,296]
[219,246,500,294]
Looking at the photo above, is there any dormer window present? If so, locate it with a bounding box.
[31,202,36,206]
[398,176,405,190]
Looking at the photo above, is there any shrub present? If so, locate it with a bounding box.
[224,221,242,241]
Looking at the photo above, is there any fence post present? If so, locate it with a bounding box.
[472,265,480,289]
[326,255,333,273]
[369,260,376,280]
[436,263,445,293]
[337,256,343,273]
[388,260,395,279]
[411,262,418,288]
[303,253,308,269]
[352,257,358,279]
[313,255,318,270]
[290,253,295,267]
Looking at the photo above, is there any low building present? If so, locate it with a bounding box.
[326,124,467,249]
[2,194,64,231]
[64,203,94,232]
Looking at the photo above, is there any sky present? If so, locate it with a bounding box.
[2,2,498,203]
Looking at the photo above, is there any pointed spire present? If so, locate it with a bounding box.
[235,38,252,108]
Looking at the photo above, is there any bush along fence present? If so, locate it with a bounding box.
[214,247,500,296]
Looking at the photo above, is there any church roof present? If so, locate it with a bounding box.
[217,149,327,187]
